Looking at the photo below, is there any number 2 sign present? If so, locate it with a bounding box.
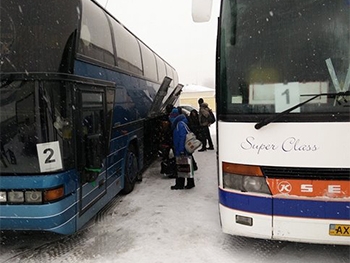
[36,141,63,172]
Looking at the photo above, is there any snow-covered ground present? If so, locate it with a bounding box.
[0,125,349,263]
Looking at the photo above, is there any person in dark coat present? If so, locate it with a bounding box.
[198,98,214,151]
[159,104,176,177]
[187,109,202,141]
[169,108,195,190]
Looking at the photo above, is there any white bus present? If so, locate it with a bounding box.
[194,0,350,245]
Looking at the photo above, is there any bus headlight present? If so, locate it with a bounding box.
[8,191,25,203]
[0,191,7,202]
[223,162,271,195]
[243,176,270,193]
[25,191,43,203]
[0,187,64,204]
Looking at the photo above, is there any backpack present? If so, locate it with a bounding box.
[208,110,216,124]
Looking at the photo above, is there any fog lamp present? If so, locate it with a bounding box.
[236,215,253,226]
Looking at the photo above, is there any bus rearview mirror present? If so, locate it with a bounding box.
[192,0,213,22]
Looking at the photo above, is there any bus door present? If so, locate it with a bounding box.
[76,86,113,214]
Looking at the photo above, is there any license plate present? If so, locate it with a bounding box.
[329,224,350,236]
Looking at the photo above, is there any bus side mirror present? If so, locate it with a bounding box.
[192,0,213,22]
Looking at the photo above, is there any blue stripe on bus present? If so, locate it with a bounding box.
[219,188,350,220]
[0,194,78,235]
[219,188,273,215]
[0,171,78,192]
[273,198,350,220]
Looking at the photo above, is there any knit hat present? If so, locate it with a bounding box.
[169,108,179,123]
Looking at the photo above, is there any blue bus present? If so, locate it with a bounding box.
[0,0,180,235]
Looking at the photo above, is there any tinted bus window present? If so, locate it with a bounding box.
[172,69,179,87]
[78,0,114,65]
[112,21,143,75]
[155,55,167,82]
[139,41,158,81]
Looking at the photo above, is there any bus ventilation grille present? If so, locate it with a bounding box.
[261,167,350,180]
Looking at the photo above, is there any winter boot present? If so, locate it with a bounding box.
[193,160,198,171]
[171,177,185,190]
[185,178,195,189]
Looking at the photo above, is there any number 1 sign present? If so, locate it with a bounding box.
[275,82,300,113]
[36,141,63,172]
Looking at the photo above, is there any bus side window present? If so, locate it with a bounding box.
[78,0,114,66]
[155,55,167,83]
[165,64,174,88]
[139,40,158,82]
[111,20,142,75]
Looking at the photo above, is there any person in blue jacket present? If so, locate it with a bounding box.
[168,108,195,190]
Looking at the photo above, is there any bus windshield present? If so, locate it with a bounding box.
[219,0,350,118]
[0,1,79,73]
[0,78,74,174]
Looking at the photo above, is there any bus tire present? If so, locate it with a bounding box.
[121,145,138,195]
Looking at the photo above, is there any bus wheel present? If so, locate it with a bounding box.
[121,146,138,194]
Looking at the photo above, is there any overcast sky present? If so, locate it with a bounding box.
[95,0,220,88]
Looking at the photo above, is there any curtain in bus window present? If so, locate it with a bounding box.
[111,21,143,75]
[155,56,167,83]
[139,41,158,81]
[79,0,114,65]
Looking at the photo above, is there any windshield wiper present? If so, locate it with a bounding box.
[255,90,349,130]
